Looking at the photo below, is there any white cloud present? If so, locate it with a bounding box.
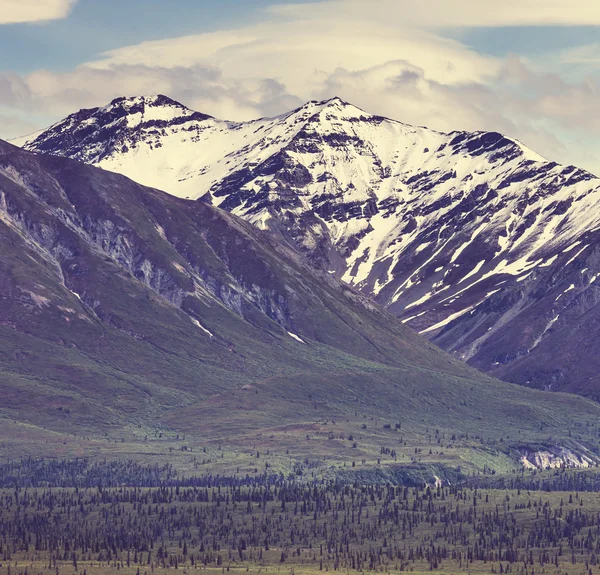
[0,114,39,139]
[556,43,600,66]
[0,0,77,25]
[90,15,499,90]
[269,0,600,28]
[1,0,600,173]
[0,0,502,121]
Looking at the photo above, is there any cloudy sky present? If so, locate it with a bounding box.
[1,0,600,172]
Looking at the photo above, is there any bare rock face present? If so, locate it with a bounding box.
[17,96,600,398]
[519,447,594,470]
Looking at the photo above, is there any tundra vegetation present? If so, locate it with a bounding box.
[2,461,600,575]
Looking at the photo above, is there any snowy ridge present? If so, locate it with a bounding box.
[17,95,600,394]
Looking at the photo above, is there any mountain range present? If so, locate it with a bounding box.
[16,94,600,398]
[3,136,600,476]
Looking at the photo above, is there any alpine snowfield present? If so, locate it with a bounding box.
[17,95,600,397]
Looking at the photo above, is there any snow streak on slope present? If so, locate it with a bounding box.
[17,95,600,395]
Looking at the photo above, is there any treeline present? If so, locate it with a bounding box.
[2,483,600,573]
[5,458,600,493]
[0,459,283,489]
[465,467,600,493]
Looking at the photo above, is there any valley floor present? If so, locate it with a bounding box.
[1,561,597,575]
[3,479,600,575]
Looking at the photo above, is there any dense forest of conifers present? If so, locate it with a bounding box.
[0,459,254,489]
[3,461,600,575]
[465,469,600,493]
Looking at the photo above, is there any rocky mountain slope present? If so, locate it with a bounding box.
[16,95,600,398]
[3,138,600,474]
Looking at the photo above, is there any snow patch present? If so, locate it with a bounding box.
[155,224,167,240]
[539,255,558,268]
[404,291,435,311]
[287,331,306,344]
[191,318,213,338]
[419,306,475,334]
[457,260,486,285]
[563,241,582,253]
[401,310,427,323]
[565,245,588,267]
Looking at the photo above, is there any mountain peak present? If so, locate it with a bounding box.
[13,94,213,165]
[107,94,190,112]
[101,94,203,123]
[293,96,370,121]
[319,96,350,107]
[111,94,181,105]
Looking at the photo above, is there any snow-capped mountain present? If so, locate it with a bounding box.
[17,95,600,397]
